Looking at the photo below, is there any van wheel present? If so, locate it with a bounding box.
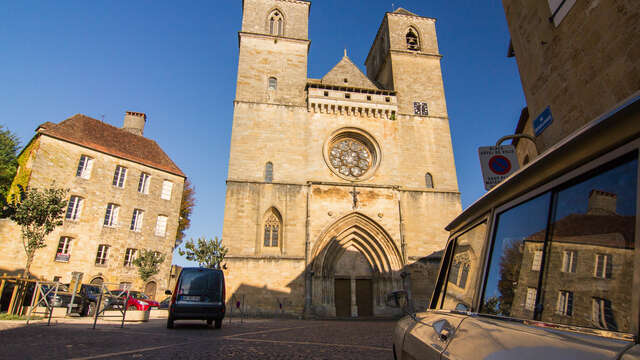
[214,319,222,329]
[167,314,174,329]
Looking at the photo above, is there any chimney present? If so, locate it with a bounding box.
[123,111,146,136]
[587,190,617,215]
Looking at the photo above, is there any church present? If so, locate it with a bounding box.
[222,0,461,317]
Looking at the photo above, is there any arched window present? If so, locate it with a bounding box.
[263,209,282,247]
[406,27,420,51]
[265,162,273,183]
[268,77,277,90]
[268,10,284,36]
[425,172,434,188]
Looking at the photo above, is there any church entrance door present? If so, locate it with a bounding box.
[356,279,373,317]
[334,279,351,317]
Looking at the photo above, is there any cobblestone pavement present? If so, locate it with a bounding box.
[0,318,396,359]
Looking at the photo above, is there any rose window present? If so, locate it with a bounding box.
[329,139,372,178]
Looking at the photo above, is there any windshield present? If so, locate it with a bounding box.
[130,291,149,299]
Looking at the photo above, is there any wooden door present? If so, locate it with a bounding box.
[144,281,157,300]
[356,279,373,317]
[334,279,351,317]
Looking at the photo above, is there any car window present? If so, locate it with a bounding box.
[179,270,222,298]
[538,155,637,333]
[440,222,487,311]
[481,192,552,318]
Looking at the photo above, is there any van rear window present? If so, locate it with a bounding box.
[179,270,222,298]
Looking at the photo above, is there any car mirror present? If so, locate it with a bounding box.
[165,290,172,296]
[385,290,408,309]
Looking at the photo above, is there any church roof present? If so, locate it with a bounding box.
[393,7,418,16]
[37,114,185,177]
[321,52,379,90]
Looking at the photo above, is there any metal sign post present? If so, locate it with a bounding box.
[478,145,520,191]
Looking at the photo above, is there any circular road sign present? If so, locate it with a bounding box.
[488,155,512,175]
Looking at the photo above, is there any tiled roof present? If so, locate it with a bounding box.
[526,213,635,249]
[39,114,185,177]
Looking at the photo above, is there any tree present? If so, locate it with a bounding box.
[133,249,166,282]
[175,179,195,248]
[0,125,20,199]
[10,185,68,278]
[178,236,228,269]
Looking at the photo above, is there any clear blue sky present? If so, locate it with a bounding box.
[0,1,525,267]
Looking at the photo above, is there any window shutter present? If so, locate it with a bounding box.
[113,206,119,226]
[605,255,612,279]
[76,156,85,177]
[84,158,93,179]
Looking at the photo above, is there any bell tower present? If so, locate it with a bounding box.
[236,0,311,106]
[365,8,448,118]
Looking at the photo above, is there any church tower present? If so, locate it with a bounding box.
[222,3,461,318]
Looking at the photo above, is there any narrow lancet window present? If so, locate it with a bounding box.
[265,162,273,183]
[263,210,281,248]
[425,172,434,188]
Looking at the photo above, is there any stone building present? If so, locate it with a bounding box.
[0,112,185,299]
[222,0,461,317]
[503,0,640,164]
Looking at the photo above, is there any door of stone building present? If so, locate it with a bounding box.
[334,279,351,317]
[356,279,373,317]
[144,281,157,300]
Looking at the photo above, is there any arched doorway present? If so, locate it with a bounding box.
[310,212,403,317]
[90,277,104,286]
[144,281,157,300]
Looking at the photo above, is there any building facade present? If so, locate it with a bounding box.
[504,0,640,164]
[0,112,185,299]
[222,0,461,317]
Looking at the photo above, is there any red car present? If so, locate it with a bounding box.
[110,290,160,311]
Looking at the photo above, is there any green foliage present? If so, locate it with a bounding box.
[175,179,195,248]
[133,249,166,282]
[9,185,68,277]
[496,239,524,317]
[7,138,38,205]
[178,236,228,269]
[0,313,42,321]
[0,125,20,199]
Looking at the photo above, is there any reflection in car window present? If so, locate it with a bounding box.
[538,156,637,333]
[440,222,487,311]
[481,193,551,317]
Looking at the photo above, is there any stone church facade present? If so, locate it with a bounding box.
[222,0,461,317]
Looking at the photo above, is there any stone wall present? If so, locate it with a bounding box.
[504,0,640,160]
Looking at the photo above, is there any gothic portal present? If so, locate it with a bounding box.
[221,0,462,317]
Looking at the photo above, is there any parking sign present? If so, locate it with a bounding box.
[478,145,520,190]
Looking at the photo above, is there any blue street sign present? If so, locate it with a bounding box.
[533,106,553,136]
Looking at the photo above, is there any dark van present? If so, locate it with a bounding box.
[166,267,226,329]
